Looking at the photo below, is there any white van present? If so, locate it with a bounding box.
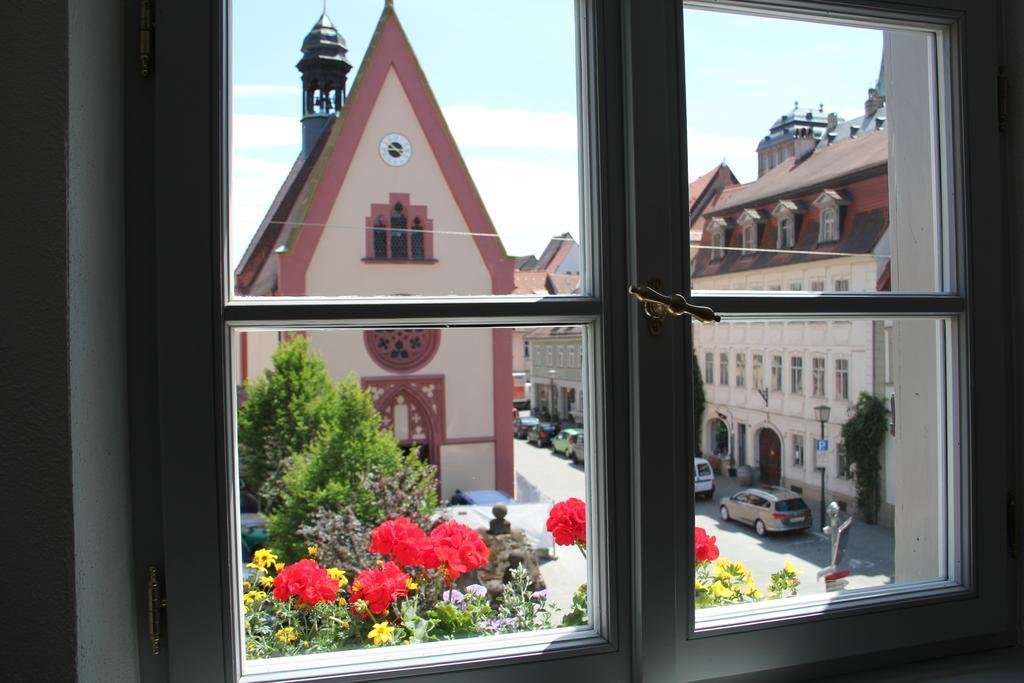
[694,457,716,500]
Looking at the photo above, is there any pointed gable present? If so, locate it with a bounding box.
[237,4,514,296]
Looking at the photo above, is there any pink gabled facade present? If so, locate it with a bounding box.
[234,4,515,498]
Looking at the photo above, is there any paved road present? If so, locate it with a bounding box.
[699,476,895,598]
[512,434,896,607]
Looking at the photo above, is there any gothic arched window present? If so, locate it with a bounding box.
[364,193,436,262]
[390,202,408,258]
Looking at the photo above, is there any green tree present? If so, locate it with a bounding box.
[840,393,889,524]
[267,379,438,561]
[238,336,337,512]
[692,353,706,454]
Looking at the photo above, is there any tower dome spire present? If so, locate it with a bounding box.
[296,6,353,157]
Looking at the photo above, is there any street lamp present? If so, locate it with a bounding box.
[814,404,832,532]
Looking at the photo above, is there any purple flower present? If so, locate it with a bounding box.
[465,584,487,597]
[442,589,464,603]
[531,589,549,600]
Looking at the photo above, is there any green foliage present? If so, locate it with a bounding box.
[692,353,706,454]
[238,336,337,512]
[560,583,588,627]
[840,393,889,524]
[267,379,426,561]
[298,455,441,573]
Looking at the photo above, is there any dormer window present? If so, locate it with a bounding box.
[708,217,729,261]
[821,207,838,242]
[813,189,850,244]
[737,209,764,256]
[771,199,805,249]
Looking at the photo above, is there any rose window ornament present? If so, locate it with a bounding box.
[364,329,441,373]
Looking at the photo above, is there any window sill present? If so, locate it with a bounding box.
[362,258,439,264]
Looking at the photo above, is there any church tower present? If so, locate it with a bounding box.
[296,8,353,158]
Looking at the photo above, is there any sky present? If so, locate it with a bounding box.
[230,0,882,266]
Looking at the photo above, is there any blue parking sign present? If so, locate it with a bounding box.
[815,439,829,452]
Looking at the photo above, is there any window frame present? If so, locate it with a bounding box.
[144,0,1016,681]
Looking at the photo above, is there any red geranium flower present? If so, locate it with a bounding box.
[349,561,411,615]
[272,558,340,606]
[694,526,719,563]
[419,520,489,581]
[369,517,426,566]
[546,498,586,547]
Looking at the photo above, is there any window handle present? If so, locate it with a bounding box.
[628,283,721,325]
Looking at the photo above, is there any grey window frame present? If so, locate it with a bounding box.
[142,0,1016,680]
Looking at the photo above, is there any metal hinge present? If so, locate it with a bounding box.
[998,66,1008,133]
[140,0,154,77]
[146,566,167,654]
[1008,493,1018,559]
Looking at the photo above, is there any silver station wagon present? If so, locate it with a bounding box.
[719,486,813,536]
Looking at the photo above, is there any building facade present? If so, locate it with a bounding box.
[692,103,896,522]
[233,5,515,499]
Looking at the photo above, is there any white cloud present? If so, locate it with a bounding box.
[686,132,760,183]
[462,157,580,257]
[229,155,295,268]
[442,106,578,151]
[234,84,301,97]
[232,114,301,150]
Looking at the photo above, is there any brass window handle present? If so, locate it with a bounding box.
[628,284,720,324]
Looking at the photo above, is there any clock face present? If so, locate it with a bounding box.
[379,133,412,167]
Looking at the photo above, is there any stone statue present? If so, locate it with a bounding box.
[817,501,853,582]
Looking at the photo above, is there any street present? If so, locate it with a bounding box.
[511,434,896,608]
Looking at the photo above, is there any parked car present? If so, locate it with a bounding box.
[527,421,559,447]
[239,480,266,560]
[513,416,540,439]
[551,428,582,456]
[569,432,585,465]
[719,486,812,536]
[694,456,715,500]
[449,489,515,505]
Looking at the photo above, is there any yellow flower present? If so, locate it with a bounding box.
[276,627,298,644]
[711,581,735,600]
[405,578,418,591]
[259,575,275,589]
[327,567,348,586]
[274,562,284,572]
[783,561,798,575]
[376,559,385,566]
[242,581,251,589]
[368,622,395,646]
[307,546,318,556]
[251,549,278,570]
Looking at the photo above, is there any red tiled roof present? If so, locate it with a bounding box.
[709,131,887,215]
[513,271,549,294]
[688,164,723,211]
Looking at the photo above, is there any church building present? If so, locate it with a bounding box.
[233,3,516,499]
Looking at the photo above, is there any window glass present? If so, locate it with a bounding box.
[687,8,947,294]
[791,356,804,394]
[693,317,951,622]
[231,0,582,299]
[719,352,729,386]
[233,325,590,666]
[735,353,746,388]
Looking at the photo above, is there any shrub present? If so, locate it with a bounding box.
[267,379,435,561]
[841,393,889,524]
[298,455,441,573]
[238,336,338,512]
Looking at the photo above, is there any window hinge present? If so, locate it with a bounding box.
[146,566,167,654]
[140,0,155,77]
[1008,493,1018,559]
[998,66,1008,133]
